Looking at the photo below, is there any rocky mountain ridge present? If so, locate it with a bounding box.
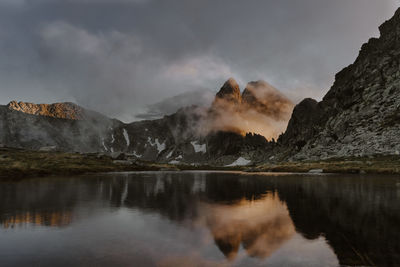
[8,101,86,120]
[2,8,400,165]
[0,79,290,165]
[277,7,400,161]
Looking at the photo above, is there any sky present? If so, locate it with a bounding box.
[0,0,399,122]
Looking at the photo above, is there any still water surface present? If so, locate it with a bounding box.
[0,171,399,266]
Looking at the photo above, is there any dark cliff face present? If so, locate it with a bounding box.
[278,98,320,149]
[279,7,400,160]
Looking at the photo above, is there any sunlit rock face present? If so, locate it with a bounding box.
[197,193,295,260]
[8,101,86,120]
[214,78,242,105]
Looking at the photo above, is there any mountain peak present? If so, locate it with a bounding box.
[215,78,241,103]
[241,81,293,120]
[242,80,278,103]
[279,7,400,160]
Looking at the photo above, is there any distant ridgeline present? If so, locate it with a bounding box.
[2,8,400,165]
[0,79,291,166]
[7,101,86,120]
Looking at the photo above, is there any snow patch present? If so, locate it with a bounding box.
[225,157,251,167]
[176,155,183,159]
[123,129,130,146]
[147,137,166,153]
[166,150,174,158]
[102,138,108,151]
[155,139,166,153]
[169,160,180,165]
[111,134,115,144]
[147,137,156,146]
[191,141,206,153]
[132,151,142,158]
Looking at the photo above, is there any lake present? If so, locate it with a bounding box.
[0,171,399,266]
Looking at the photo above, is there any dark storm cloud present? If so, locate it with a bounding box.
[0,0,398,121]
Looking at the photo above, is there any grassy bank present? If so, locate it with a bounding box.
[253,156,400,174]
[1,147,400,179]
[0,147,175,180]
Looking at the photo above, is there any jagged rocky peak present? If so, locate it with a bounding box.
[242,80,294,120]
[243,80,280,97]
[279,7,400,160]
[323,8,400,106]
[378,7,400,42]
[215,78,242,103]
[7,100,86,120]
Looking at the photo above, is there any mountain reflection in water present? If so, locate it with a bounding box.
[0,172,399,267]
[198,193,295,260]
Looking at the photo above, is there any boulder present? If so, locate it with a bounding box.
[110,152,126,160]
[39,146,57,152]
[112,160,133,165]
[308,169,323,174]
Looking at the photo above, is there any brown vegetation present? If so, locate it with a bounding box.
[1,147,399,180]
[0,147,173,180]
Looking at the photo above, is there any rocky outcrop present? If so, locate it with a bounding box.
[278,8,400,160]
[278,98,321,152]
[8,101,86,120]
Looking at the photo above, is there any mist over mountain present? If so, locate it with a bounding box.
[1,77,288,165]
[135,89,215,120]
[0,1,397,120]
[2,7,400,167]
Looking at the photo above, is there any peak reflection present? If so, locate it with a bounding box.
[198,193,295,260]
[1,172,399,266]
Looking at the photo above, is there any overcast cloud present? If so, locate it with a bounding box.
[0,0,398,121]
